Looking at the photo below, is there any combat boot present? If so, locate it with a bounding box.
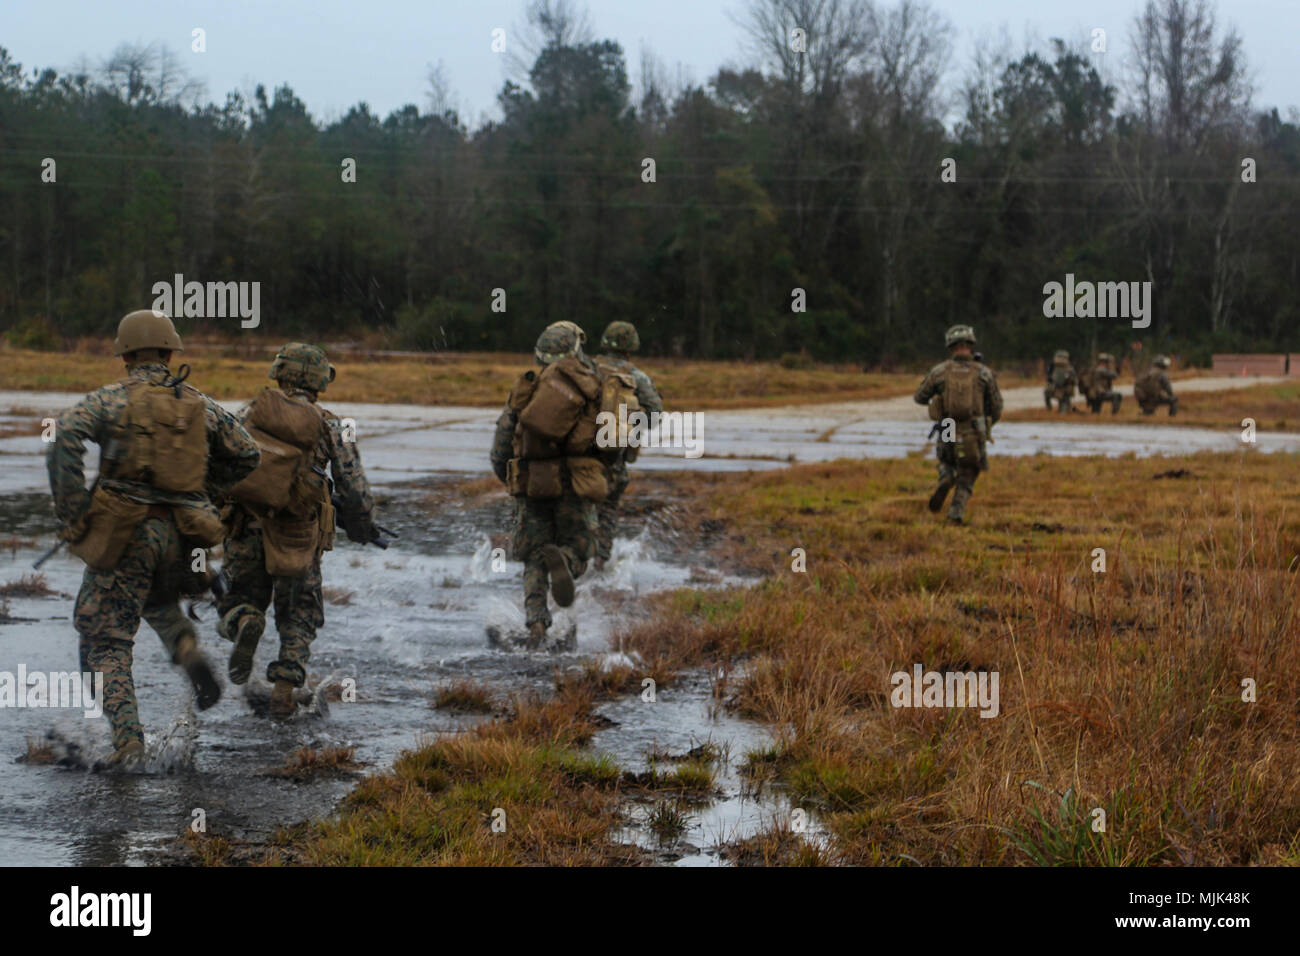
[928,478,954,513]
[525,621,548,650]
[1043,392,1052,410]
[95,738,145,772]
[174,634,221,711]
[1111,395,1122,414]
[220,605,264,686]
[541,544,575,607]
[947,487,971,524]
[269,679,296,720]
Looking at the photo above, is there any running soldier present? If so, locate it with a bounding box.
[47,310,259,768]
[592,320,663,570]
[490,322,606,649]
[1135,355,1178,415]
[215,343,379,719]
[914,325,1003,524]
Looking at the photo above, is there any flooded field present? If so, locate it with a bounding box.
[1,375,1292,866]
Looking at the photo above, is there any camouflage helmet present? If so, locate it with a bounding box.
[534,321,586,365]
[944,324,976,348]
[113,310,183,356]
[1097,352,1114,364]
[600,321,640,352]
[1153,354,1171,369]
[269,342,335,393]
[1054,349,1070,363]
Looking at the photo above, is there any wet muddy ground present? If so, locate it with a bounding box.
[1,376,1291,866]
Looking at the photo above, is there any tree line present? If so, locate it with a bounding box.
[1,0,1296,366]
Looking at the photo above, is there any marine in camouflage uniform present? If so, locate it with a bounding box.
[914,324,1003,524]
[592,320,663,569]
[47,311,259,767]
[215,343,377,718]
[1135,355,1178,416]
[1082,353,1122,414]
[490,322,600,648]
[1043,350,1077,413]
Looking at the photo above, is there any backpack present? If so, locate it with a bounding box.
[1134,370,1159,402]
[113,379,208,493]
[943,361,983,422]
[595,358,641,449]
[229,388,325,513]
[517,357,602,446]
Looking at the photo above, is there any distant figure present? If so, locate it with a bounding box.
[1044,350,1077,413]
[1135,355,1178,416]
[913,325,1003,525]
[1081,352,1122,414]
[490,322,605,649]
[592,320,663,571]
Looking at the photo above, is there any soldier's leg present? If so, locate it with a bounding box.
[268,560,324,690]
[947,462,980,524]
[216,527,273,685]
[141,602,221,711]
[595,463,629,564]
[1111,393,1122,414]
[929,442,957,512]
[1167,396,1178,416]
[74,516,169,749]
[1043,387,1053,410]
[555,491,597,581]
[511,498,555,631]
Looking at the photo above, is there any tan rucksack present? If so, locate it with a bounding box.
[517,356,602,445]
[943,361,983,422]
[229,388,324,512]
[113,379,208,493]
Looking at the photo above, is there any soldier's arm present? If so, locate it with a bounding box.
[914,367,941,405]
[633,369,663,417]
[984,371,1004,424]
[203,396,261,499]
[326,414,376,522]
[490,407,516,483]
[46,394,107,525]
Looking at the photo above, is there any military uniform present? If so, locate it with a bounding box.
[216,344,376,715]
[490,322,602,647]
[592,321,663,566]
[1135,357,1178,415]
[1082,354,1122,413]
[914,325,1003,523]
[1044,351,1077,412]
[47,312,259,759]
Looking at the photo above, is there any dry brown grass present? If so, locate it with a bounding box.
[268,746,364,781]
[432,679,497,713]
[0,573,56,598]
[0,344,1039,409]
[613,450,1300,865]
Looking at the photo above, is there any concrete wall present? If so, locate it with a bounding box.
[1211,354,1290,376]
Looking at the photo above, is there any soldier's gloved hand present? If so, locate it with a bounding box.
[343,512,377,543]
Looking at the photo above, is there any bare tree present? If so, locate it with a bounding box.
[504,0,595,84]
[101,42,203,106]
[735,0,873,101]
[1127,0,1252,152]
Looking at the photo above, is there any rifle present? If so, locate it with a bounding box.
[331,492,397,549]
[186,567,230,622]
[32,539,64,570]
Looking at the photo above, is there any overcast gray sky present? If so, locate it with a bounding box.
[4,0,1296,126]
